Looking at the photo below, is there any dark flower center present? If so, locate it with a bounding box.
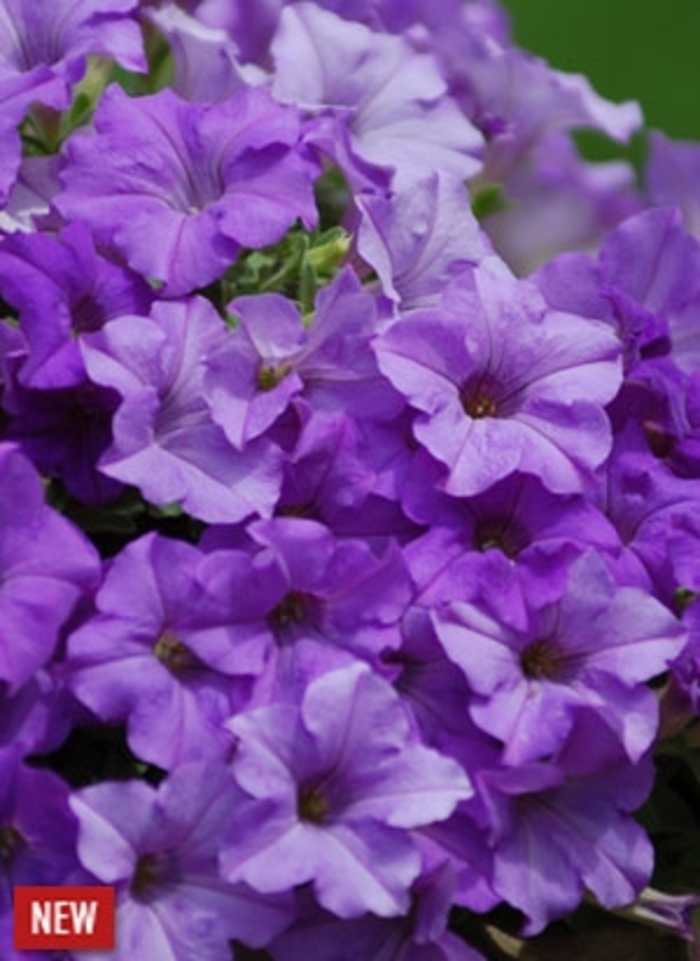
[257,362,292,392]
[460,374,504,419]
[473,515,531,558]
[154,629,200,675]
[130,852,175,901]
[464,394,498,418]
[297,784,330,825]
[0,825,24,864]
[643,419,675,459]
[520,639,563,680]
[268,591,319,638]
[71,293,107,335]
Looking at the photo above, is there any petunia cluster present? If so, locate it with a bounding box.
[0,1,699,959]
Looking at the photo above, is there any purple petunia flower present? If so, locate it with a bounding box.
[481,747,654,935]
[433,552,686,765]
[404,471,621,626]
[147,3,266,103]
[0,442,99,691]
[70,761,294,961]
[0,70,66,208]
[204,267,401,452]
[601,443,700,605]
[646,130,700,238]
[80,296,283,523]
[221,663,472,918]
[267,863,486,960]
[66,532,266,769]
[0,745,82,958]
[271,3,483,188]
[0,222,152,388]
[0,0,145,96]
[2,369,123,504]
[355,171,488,311]
[56,83,319,295]
[374,263,622,497]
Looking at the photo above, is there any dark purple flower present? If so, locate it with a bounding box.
[221,663,472,917]
[0,442,99,691]
[0,222,152,388]
[0,746,81,928]
[56,83,319,294]
[268,864,486,961]
[374,264,622,497]
[2,370,123,504]
[71,761,294,961]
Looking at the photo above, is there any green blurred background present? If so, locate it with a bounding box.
[501,0,700,142]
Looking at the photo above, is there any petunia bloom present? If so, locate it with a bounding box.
[0,442,99,691]
[56,83,319,295]
[221,663,472,918]
[374,263,622,497]
[80,296,283,523]
[433,552,687,765]
[70,761,294,961]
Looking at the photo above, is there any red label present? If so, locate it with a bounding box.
[13,886,115,951]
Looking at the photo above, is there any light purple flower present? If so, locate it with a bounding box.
[355,171,488,311]
[646,130,700,238]
[433,552,687,765]
[0,71,65,207]
[70,761,294,961]
[56,83,319,295]
[221,663,472,918]
[147,4,266,102]
[442,15,641,183]
[0,0,145,98]
[66,532,265,768]
[536,206,700,375]
[271,3,483,187]
[405,471,621,624]
[482,131,641,275]
[247,515,411,655]
[374,263,622,497]
[481,753,654,934]
[80,296,283,523]
[205,268,401,451]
